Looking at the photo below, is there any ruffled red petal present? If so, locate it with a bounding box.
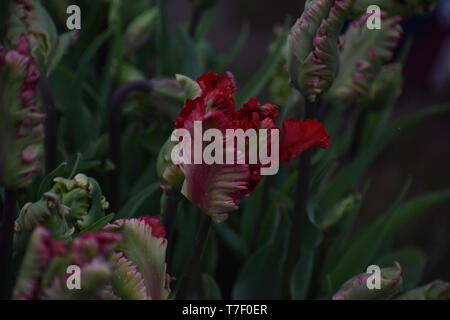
[280,118,332,163]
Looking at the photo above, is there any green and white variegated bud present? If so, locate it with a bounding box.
[364,63,403,109]
[157,137,185,197]
[6,0,75,73]
[333,262,404,300]
[351,0,437,18]
[327,13,403,101]
[14,173,109,239]
[397,280,450,300]
[104,217,171,300]
[287,0,354,102]
[0,35,45,190]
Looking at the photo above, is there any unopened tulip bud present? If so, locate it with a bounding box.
[157,138,185,197]
[327,13,402,101]
[286,0,353,102]
[333,262,403,300]
[397,280,450,300]
[15,173,109,239]
[0,35,46,190]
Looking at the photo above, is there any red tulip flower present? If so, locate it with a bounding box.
[171,71,332,222]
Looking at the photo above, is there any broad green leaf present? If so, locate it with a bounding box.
[117,182,161,219]
[318,105,450,212]
[290,248,315,299]
[213,222,249,260]
[178,28,203,78]
[236,19,290,106]
[258,171,297,245]
[215,23,250,73]
[201,274,222,300]
[78,213,115,235]
[232,213,289,299]
[47,31,77,75]
[327,181,411,293]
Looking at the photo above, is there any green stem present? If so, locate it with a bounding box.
[0,189,17,300]
[282,99,318,299]
[350,107,368,160]
[176,214,211,299]
[163,197,179,270]
[108,80,154,212]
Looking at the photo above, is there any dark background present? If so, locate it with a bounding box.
[167,0,450,283]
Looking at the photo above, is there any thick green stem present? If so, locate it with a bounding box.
[189,7,203,37]
[108,81,154,212]
[0,189,17,300]
[176,214,211,299]
[282,99,318,299]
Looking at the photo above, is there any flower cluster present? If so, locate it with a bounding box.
[165,71,332,222]
[13,216,171,300]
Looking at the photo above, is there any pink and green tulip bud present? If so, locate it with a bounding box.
[397,280,450,300]
[333,262,403,300]
[14,227,122,300]
[103,217,171,300]
[15,173,109,239]
[6,0,75,73]
[327,13,402,101]
[0,35,46,190]
[286,0,354,102]
[351,0,437,18]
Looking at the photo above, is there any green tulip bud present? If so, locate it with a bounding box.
[6,0,75,73]
[157,138,185,197]
[397,280,450,300]
[15,173,109,239]
[286,0,353,102]
[333,262,403,300]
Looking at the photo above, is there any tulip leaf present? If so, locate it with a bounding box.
[318,104,450,212]
[327,180,411,293]
[236,18,290,106]
[232,212,289,299]
[78,213,115,235]
[201,274,222,300]
[117,182,161,219]
[290,248,315,299]
[213,221,249,260]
